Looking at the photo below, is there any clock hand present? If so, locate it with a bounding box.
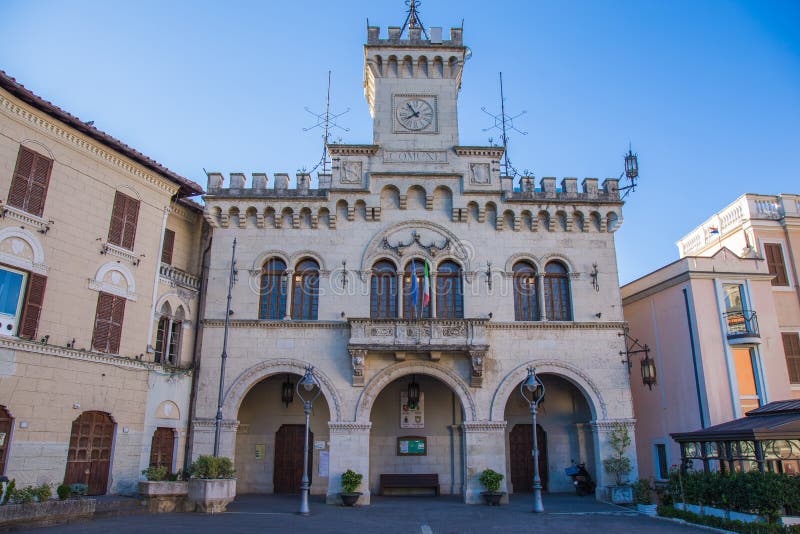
[406,103,420,118]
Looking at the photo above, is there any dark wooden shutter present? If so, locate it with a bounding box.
[107,193,126,246]
[765,243,788,286]
[19,273,47,340]
[92,292,126,353]
[161,229,175,265]
[121,197,139,250]
[7,146,52,217]
[782,333,800,384]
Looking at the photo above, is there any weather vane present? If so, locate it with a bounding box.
[482,72,527,178]
[401,0,429,39]
[303,70,349,174]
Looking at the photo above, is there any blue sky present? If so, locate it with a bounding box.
[1,0,798,284]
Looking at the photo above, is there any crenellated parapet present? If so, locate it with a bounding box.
[206,172,331,198]
[504,177,621,202]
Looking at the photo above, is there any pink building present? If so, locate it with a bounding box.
[621,193,800,481]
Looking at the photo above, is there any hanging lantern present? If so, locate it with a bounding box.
[624,148,639,180]
[281,375,295,408]
[407,375,420,410]
[641,352,657,390]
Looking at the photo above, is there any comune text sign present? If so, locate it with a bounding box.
[384,150,447,164]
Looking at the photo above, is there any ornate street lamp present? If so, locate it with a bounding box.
[519,367,546,513]
[296,366,321,515]
[618,145,640,200]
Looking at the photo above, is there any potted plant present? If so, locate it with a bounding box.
[478,469,505,506]
[602,422,633,504]
[339,469,363,506]
[187,455,236,513]
[138,465,190,513]
[633,479,657,516]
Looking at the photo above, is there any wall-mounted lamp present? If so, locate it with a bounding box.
[619,326,656,390]
[590,263,599,292]
[73,403,80,410]
[407,375,420,410]
[19,421,28,429]
[341,259,348,289]
[485,261,493,290]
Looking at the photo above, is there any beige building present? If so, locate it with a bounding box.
[622,193,800,481]
[192,20,638,504]
[0,70,205,494]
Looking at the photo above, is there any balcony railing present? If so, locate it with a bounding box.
[723,310,759,341]
[159,262,200,291]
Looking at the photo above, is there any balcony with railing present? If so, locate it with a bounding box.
[723,310,760,344]
[159,262,201,291]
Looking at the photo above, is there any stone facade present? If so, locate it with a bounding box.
[192,22,637,504]
[0,71,205,493]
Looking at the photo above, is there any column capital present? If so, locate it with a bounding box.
[461,420,507,433]
[590,418,636,432]
[328,422,372,434]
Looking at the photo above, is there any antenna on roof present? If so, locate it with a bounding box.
[401,0,429,39]
[303,71,350,175]
[481,72,527,178]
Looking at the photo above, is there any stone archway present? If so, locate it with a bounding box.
[490,360,607,422]
[355,360,477,423]
[222,359,342,422]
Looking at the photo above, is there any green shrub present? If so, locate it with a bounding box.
[340,469,363,494]
[142,465,169,481]
[658,504,800,533]
[478,469,504,493]
[0,479,14,505]
[32,483,51,502]
[10,486,34,504]
[56,484,71,500]
[189,456,235,479]
[633,478,653,505]
[69,483,88,497]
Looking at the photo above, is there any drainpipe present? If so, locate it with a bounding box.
[146,205,170,350]
[184,221,212,470]
[683,288,707,428]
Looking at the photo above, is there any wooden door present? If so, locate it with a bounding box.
[509,424,548,492]
[64,411,115,495]
[273,424,313,494]
[0,406,12,475]
[149,427,175,472]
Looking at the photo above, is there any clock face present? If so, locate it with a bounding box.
[396,98,435,131]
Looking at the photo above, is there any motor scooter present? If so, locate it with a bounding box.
[564,462,595,496]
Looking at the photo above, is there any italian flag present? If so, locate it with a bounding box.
[422,259,431,307]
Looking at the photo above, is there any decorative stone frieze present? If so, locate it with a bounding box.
[328,422,372,434]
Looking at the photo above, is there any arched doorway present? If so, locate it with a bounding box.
[368,374,465,497]
[234,373,330,494]
[64,411,115,495]
[0,405,13,475]
[504,374,593,493]
[149,428,176,473]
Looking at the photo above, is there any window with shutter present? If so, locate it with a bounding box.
[782,333,800,384]
[7,146,53,217]
[161,229,175,265]
[0,265,46,339]
[92,292,126,353]
[764,243,789,286]
[19,273,47,340]
[107,191,140,251]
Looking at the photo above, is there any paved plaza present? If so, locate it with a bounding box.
[39,494,706,533]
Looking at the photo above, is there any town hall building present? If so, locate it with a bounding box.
[192,16,637,504]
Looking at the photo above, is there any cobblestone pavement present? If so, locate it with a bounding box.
[41,494,706,533]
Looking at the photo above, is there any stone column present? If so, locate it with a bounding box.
[189,418,239,461]
[396,273,403,317]
[590,419,638,499]
[327,422,372,505]
[537,273,547,321]
[430,272,437,318]
[461,421,507,504]
[283,271,294,320]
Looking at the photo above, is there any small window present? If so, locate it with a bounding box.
[259,259,287,320]
[655,444,668,480]
[161,229,175,265]
[513,261,539,321]
[7,146,53,217]
[108,191,140,250]
[371,260,398,318]
[436,261,463,319]
[92,292,126,353]
[764,243,789,286]
[782,333,800,384]
[154,315,182,365]
[291,259,319,320]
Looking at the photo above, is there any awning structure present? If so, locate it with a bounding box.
[671,400,800,474]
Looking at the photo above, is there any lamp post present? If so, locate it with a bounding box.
[213,238,237,457]
[519,367,546,513]
[297,365,321,515]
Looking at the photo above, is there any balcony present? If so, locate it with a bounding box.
[347,318,489,387]
[159,263,201,291]
[723,310,760,344]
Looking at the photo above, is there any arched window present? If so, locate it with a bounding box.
[436,260,463,319]
[371,260,398,318]
[544,261,571,321]
[513,261,539,321]
[259,258,287,320]
[292,259,319,320]
[403,259,431,319]
[154,304,183,366]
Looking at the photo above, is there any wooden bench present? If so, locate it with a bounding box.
[379,473,440,496]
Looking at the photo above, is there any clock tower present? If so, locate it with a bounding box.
[363,24,466,151]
